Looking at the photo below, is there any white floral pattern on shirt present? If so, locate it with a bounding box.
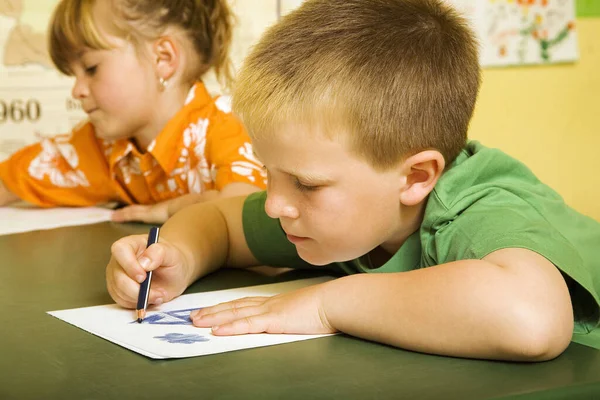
[233,143,267,185]
[180,117,211,193]
[28,137,90,188]
[118,154,141,184]
[214,95,232,113]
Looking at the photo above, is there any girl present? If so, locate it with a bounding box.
[0,0,266,224]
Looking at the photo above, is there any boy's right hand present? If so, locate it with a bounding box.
[106,234,193,309]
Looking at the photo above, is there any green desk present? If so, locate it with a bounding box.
[2,223,600,399]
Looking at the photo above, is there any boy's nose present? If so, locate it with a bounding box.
[265,192,299,220]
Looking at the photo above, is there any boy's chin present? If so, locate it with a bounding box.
[297,248,352,266]
[297,251,333,267]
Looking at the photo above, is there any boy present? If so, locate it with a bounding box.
[106,0,600,361]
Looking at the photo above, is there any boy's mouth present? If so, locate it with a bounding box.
[286,233,308,244]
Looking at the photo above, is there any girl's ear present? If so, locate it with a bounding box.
[398,150,445,206]
[153,36,179,82]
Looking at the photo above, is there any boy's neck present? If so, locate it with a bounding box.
[378,199,427,258]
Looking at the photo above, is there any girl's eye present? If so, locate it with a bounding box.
[85,65,97,76]
[294,178,318,192]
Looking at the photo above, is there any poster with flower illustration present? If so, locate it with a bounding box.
[446,0,578,66]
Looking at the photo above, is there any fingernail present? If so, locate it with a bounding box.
[135,274,145,283]
[139,257,150,269]
[211,326,219,331]
[155,298,163,305]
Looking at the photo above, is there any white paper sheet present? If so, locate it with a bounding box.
[0,206,113,235]
[48,277,336,359]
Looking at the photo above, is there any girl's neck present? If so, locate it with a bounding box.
[133,82,194,151]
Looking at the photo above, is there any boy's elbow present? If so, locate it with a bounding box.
[513,329,571,361]
[502,307,573,361]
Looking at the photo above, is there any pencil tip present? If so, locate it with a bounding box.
[137,318,142,323]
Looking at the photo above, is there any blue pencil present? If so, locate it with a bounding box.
[136,226,160,323]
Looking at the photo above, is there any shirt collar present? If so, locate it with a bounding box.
[103,82,213,173]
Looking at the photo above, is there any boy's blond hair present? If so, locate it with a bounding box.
[49,0,234,89]
[233,0,481,169]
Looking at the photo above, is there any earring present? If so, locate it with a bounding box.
[159,77,168,90]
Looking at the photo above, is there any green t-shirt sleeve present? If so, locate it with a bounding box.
[242,191,314,269]
[428,191,600,334]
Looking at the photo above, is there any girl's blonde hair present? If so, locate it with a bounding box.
[49,0,234,89]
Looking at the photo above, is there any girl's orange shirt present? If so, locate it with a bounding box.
[0,82,267,207]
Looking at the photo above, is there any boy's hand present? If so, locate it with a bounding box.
[111,202,169,224]
[190,283,338,336]
[106,234,192,308]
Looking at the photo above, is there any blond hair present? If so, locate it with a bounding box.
[233,0,481,169]
[49,0,234,89]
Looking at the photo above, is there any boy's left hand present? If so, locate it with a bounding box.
[190,284,338,335]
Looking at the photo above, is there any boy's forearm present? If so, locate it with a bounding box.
[0,179,19,206]
[161,195,259,285]
[320,257,573,361]
[167,192,219,217]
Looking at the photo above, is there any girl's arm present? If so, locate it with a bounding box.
[0,179,19,206]
[111,182,261,223]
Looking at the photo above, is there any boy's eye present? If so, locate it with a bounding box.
[293,178,319,192]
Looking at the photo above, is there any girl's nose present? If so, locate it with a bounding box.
[71,76,89,100]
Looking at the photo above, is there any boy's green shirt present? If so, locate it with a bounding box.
[242,141,600,347]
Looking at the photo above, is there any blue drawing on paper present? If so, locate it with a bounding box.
[130,307,201,325]
[154,332,209,344]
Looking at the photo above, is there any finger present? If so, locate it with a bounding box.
[110,285,136,309]
[106,273,134,308]
[148,287,168,306]
[191,297,266,318]
[106,269,138,308]
[210,313,282,335]
[111,205,149,222]
[111,235,151,282]
[192,304,265,328]
[112,265,147,306]
[140,241,182,271]
[108,265,167,308]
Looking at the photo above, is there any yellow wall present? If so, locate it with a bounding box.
[468,18,600,221]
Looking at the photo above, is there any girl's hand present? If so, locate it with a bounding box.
[0,179,19,206]
[111,202,169,224]
[190,283,338,335]
[106,234,193,308]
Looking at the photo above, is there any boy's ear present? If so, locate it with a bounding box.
[153,36,179,82]
[399,150,445,206]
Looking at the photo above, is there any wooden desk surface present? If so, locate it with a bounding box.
[1,222,600,400]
